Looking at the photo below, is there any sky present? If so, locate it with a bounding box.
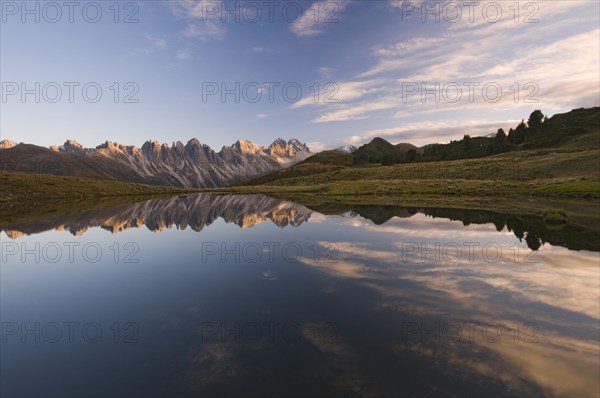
[1,0,598,152]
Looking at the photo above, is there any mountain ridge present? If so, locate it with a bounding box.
[0,137,311,188]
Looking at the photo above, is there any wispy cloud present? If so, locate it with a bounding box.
[170,1,226,41]
[360,119,521,146]
[295,0,599,140]
[176,50,191,60]
[317,66,335,79]
[313,99,398,123]
[145,33,168,49]
[291,79,385,109]
[290,0,350,37]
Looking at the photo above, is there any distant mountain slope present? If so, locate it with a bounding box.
[239,149,360,186]
[0,138,311,188]
[333,145,357,153]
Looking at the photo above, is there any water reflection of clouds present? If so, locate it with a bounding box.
[342,213,517,241]
[297,216,599,397]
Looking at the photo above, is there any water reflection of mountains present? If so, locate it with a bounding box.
[1,195,311,238]
[1,195,597,252]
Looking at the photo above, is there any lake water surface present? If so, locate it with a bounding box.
[1,194,599,397]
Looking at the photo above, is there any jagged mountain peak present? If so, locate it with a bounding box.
[64,139,83,148]
[141,140,171,150]
[267,137,310,160]
[287,138,309,152]
[185,138,205,148]
[232,139,263,154]
[0,139,18,149]
[270,138,287,147]
[54,139,88,154]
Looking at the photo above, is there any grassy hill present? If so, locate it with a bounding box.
[0,170,195,201]
[351,138,420,165]
[0,170,199,224]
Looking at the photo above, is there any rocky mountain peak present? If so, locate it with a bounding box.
[268,138,296,158]
[287,138,309,153]
[60,139,87,154]
[65,139,83,148]
[232,140,263,155]
[185,138,202,148]
[0,139,18,149]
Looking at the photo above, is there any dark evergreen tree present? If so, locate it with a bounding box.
[528,110,545,131]
[463,134,472,152]
[489,128,507,154]
[507,128,516,143]
[514,120,527,144]
[405,148,417,162]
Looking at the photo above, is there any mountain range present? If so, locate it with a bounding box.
[0,138,311,188]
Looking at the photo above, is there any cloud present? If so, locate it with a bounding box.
[290,0,350,37]
[317,66,335,79]
[306,141,327,152]
[312,99,398,123]
[360,119,520,146]
[256,113,268,118]
[170,1,226,41]
[145,33,168,49]
[176,50,191,60]
[291,79,385,109]
[183,22,225,41]
[130,47,154,56]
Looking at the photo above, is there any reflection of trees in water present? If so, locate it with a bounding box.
[355,207,596,252]
[524,231,543,251]
[503,217,544,251]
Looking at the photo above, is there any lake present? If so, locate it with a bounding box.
[1,194,599,397]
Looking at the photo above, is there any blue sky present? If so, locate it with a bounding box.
[1,0,598,151]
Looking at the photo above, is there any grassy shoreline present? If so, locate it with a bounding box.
[2,167,599,229]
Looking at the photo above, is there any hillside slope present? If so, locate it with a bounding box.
[229,107,600,200]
